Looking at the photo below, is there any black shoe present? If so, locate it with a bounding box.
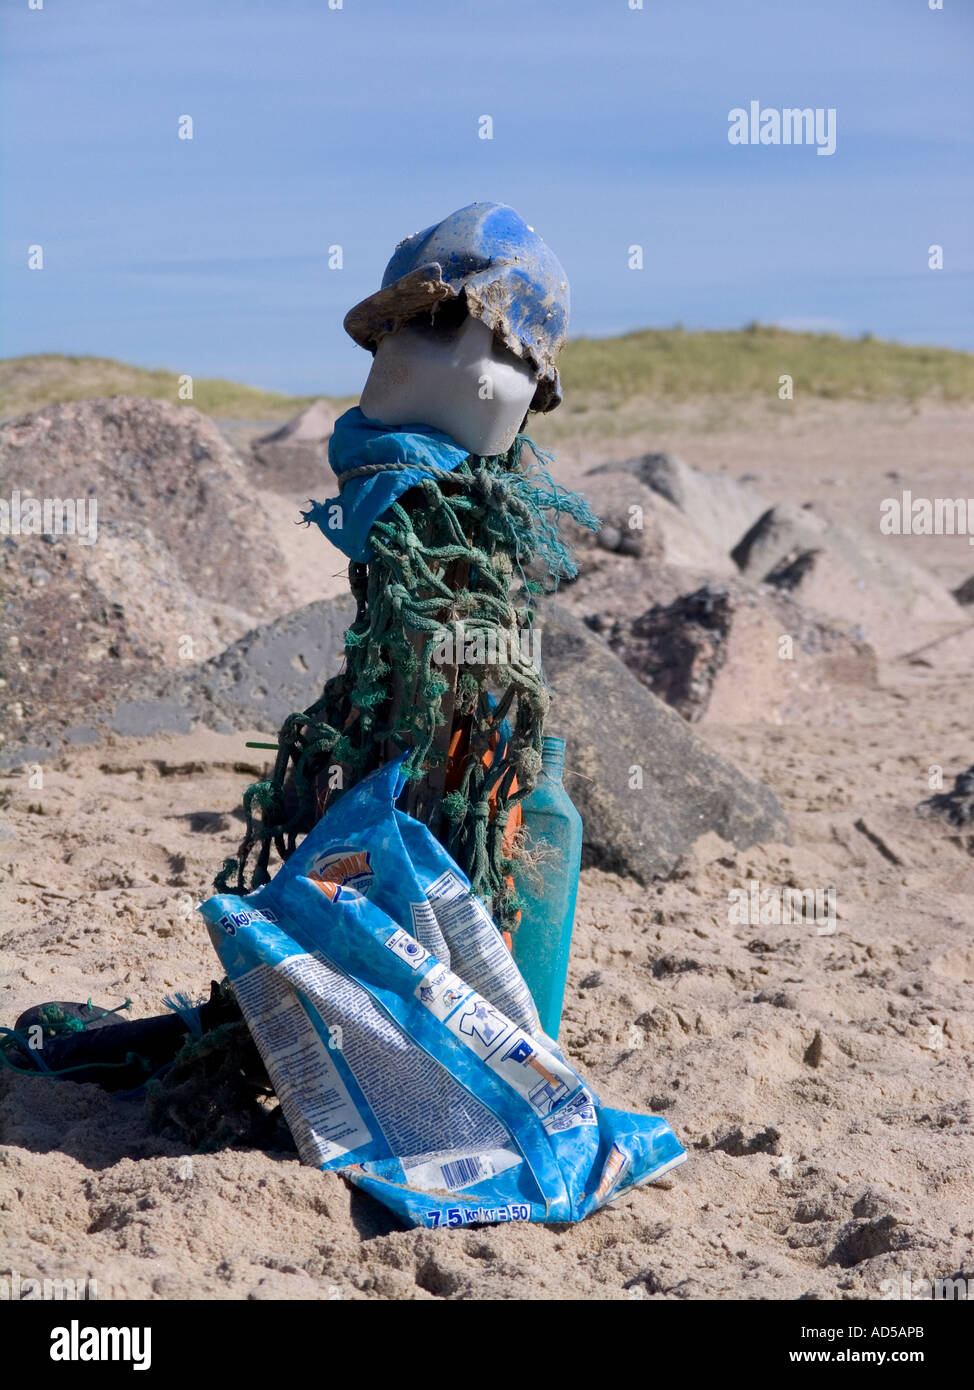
[3,982,243,1092]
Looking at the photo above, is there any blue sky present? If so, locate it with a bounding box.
[1,0,971,395]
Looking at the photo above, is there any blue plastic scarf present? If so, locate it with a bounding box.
[301,407,470,563]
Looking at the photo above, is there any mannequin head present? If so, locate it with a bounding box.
[359,303,537,457]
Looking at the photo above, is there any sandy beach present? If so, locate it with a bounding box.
[2,398,971,1301]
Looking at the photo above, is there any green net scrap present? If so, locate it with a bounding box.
[215,435,598,931]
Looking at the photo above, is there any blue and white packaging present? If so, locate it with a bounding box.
[198,757,685,1229]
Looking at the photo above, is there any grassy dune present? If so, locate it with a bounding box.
[2,329,973,429]
[0,355,326,422]
[544,326,974,438]
[558,325,974,406]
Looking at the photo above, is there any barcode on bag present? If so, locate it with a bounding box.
[440,1156,488,1191]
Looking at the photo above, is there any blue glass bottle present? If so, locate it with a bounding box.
[512,737,583,1039]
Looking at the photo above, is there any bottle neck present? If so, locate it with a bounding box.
[540,737,566,784]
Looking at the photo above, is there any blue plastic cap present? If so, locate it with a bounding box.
[344,202,570,413]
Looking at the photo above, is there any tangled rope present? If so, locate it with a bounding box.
[215,434,597,930]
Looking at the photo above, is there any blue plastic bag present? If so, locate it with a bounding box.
[301,407,469,563]
[198,757,685,1229]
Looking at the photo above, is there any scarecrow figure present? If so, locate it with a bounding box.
[3,203,596,1127]
[219,202,595,934]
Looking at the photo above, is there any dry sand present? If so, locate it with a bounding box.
[1,400,972,1300]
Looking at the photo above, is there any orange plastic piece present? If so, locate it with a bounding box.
[444,713,522,938]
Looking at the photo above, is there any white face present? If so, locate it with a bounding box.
[359,313,537,456]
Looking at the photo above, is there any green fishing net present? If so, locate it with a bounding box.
[215,435,597,931]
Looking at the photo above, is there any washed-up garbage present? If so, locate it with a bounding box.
[199,755,686,1229]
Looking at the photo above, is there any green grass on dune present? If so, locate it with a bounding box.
[2,329,973,426]
[0,354,330,421]
[557,325,974,407]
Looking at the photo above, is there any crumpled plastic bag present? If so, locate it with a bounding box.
[198,757,685,1229]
